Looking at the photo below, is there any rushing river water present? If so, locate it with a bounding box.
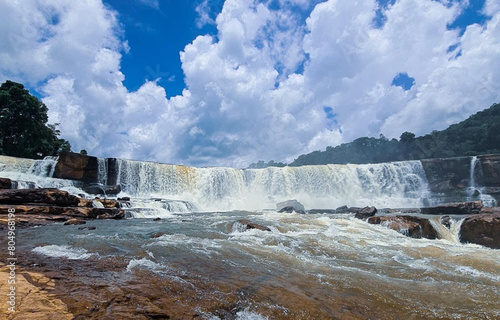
[22,211,500,319]
[1,155,499,318]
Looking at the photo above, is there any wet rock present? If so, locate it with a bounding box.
[460,213,500,249]
[308,209,337,214]
[0,177,12,189]
[53,151,99,183]
[93,198,121,208]
[478,154,500,187]
[64,219,86,225]
[354,206,377,220]
[152,232,165,238]
[420,201,483,215]
[0,188,80,206]
[368,215,438,239]
[153,217,161,221]
[236,219,271,232]
[441,216,452,229]
[0,205,124,219]
[336,205,348,211]
[277,200,305,213]
[78,226,96,230]
[83,184,122,195]
[278,206,306,214]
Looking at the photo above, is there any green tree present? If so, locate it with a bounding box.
[0,80,71,158]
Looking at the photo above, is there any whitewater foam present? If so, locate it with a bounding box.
[32,245,95,260]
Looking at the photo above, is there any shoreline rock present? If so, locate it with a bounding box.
[368,215,438,239]
[460,213,500,249]
[420,201,483,215]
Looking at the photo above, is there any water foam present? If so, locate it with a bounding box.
[32,245,95,260]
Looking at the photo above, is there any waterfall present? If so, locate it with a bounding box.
[467,156,497,206]
[0,155,81,191]
[97,158,108,185]
[110,159,431,211]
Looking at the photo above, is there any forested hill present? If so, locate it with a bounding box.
[250,103,500,168]
[289,103,500,166]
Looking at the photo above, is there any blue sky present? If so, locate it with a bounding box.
[0,0,499,167]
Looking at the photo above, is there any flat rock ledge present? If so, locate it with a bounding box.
[0,188,124,229]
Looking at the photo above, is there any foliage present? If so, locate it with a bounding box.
[0,80,71,158]
[248,159,287,169]
[282,103,500,166]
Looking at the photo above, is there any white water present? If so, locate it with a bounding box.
[467,156,497,206]
[114,158,431,211]
[0,155,81,191]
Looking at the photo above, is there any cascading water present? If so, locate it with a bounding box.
[467,156,497,206]
[0,155,81,191]
[111,158,431,211]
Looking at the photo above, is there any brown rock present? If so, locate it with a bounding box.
[478,154,500,187]
[0,205,124,220]
[64,219,86,225]
[354,206,377,220]
[460,213,500,249]
[236,219,271,232]
[0,188,80,206]
[368,215,438,239]
[420,201,483,215]
[0,177,12,189]
[94,198,121,208]
[53,151,98,183]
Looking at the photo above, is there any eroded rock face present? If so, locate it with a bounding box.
[53,151,98,183]
[478,155,500,187]
[420,201,483,215]
[0,188,80,206]
[460,213,500,249]
[368,215,438,239]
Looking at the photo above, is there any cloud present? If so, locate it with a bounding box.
[137,0,160,10]
[1,0,499,167]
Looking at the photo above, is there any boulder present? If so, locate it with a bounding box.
[420,201,483,215]
[0,188,80,206]
[368,215,438,239]
[354,206,377,220]
[0,178,12,189]
[53,151,98,183]
[64,219,86,225]
[277,200,305,213]
[236,219,271,232]
[460,213,500,249]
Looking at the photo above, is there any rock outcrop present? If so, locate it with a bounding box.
[277,199,305,214]
[0,188,80,206]
[53,151,98,184]
[420,201,483,215]
[0,188,124,229]
[368,215,438,239]
[354,206,377,220]
[460,213,500,249]
[0,177,12,189]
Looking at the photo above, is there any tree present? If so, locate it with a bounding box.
[0,80,71,158]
